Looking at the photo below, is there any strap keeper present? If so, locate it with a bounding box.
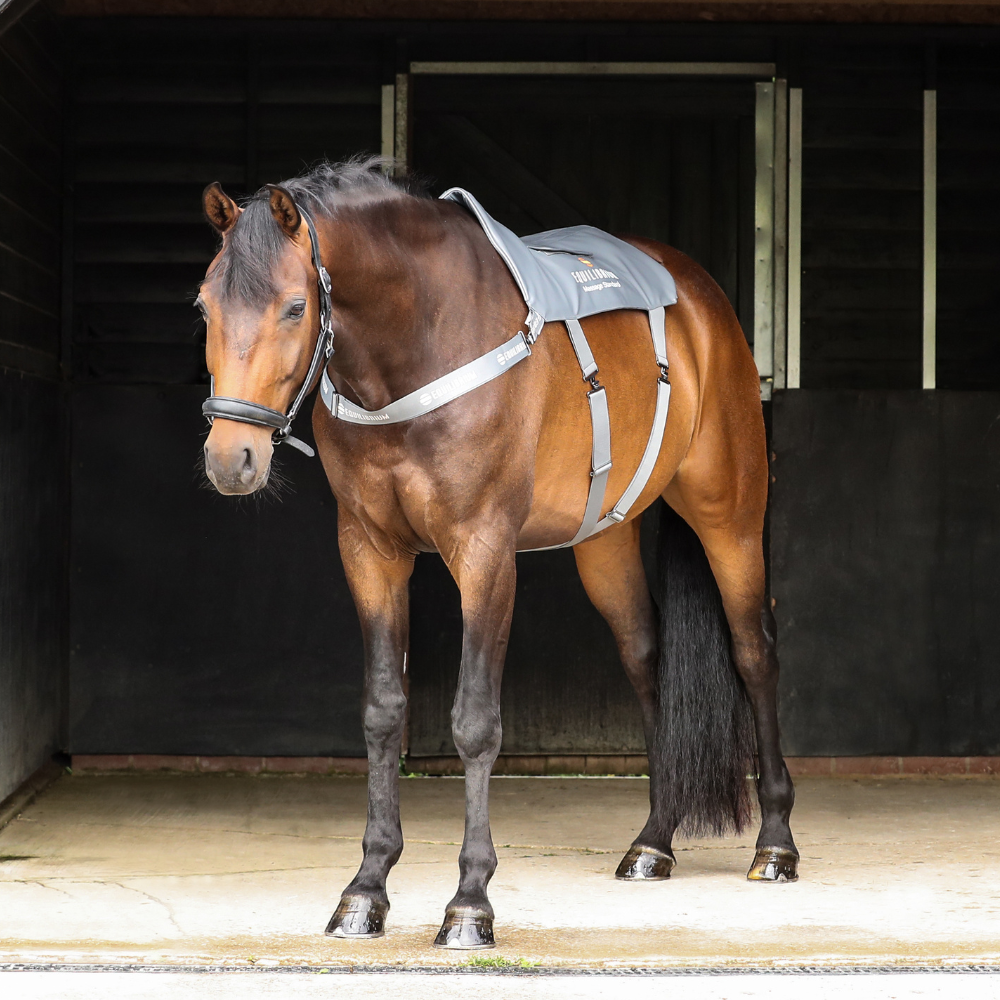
[606,510,626,523]
[591,460,612,478]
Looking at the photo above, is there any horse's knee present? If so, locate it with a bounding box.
[363,687,407,751]
[451,706,502,763]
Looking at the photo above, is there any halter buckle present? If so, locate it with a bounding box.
[319,266,332,294]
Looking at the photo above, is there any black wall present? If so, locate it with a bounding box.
[57,17,1000,759]
[0,7,65,801]
[69,387,364,755]
[772,390,1000,755]
[938,43,1000,390]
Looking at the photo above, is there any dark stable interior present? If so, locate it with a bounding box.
[2,5,1000,801]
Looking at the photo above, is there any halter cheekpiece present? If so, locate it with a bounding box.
[202,203,334,458]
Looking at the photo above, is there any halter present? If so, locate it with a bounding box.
[202,203,335,458]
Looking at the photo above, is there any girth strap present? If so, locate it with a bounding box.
[528,308,670,551]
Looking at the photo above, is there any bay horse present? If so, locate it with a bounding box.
[197,158,798,950]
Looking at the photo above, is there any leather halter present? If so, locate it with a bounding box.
[202,203,334,457]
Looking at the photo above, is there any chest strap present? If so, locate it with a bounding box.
[319,306,670,551]
[320,330,532,425]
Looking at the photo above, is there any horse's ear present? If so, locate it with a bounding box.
[203,182,240,234]
[266,184,302,237]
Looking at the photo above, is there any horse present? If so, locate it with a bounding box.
[197,157,799,950]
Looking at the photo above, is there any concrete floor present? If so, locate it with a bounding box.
[0,774,998,970]
[2,971,1000,1000]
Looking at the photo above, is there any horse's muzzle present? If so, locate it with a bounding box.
[204,429,271,495]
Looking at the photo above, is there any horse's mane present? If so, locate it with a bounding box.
[208,156,420,308]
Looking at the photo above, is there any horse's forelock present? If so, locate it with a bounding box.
[211,199,288,309]
[205,156,419,308]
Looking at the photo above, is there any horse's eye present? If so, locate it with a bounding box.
[286,301,306,320]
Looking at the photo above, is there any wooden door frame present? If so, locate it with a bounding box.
[386,60,787,398]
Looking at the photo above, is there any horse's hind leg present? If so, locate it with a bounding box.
[325,514,414,938]
[573,516,677,880]
[671,488,799,882]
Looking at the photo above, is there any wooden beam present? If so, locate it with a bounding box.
[58,0,1000,26]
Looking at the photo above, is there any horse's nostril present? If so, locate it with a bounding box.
[239,447,257,484]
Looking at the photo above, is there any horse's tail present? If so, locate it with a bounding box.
[651,502,756,836]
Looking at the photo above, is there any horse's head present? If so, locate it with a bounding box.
[198,182,320,495]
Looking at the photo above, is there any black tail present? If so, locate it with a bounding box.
[652,502,755,837]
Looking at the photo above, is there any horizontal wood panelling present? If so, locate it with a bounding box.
[75,342,202,383]
[0,208,58,272]
[0,370,65,802]
[75,224,216,264]
[0,23,60,108]
[937,44,1000,390]
[74,262,207,303]
[76,303,201,343]
[70,20,381,382]
[0,8,62,373]
[0,245,59,310]
[799,43,923,389]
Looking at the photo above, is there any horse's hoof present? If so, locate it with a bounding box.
[747,847,799,883]
[433,907,495,949]
[615,845,676,881]
[324,894,388,937]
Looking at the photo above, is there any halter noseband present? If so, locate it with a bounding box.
[202,203,335,458]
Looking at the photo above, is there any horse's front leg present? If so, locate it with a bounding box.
[326,514,414,938]
[434,527,517,949]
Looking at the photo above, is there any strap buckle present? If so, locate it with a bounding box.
[658,363,670,385]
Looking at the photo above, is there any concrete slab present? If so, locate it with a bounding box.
[2,970,1000,1000]
[0,774,998,969]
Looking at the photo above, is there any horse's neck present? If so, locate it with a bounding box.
[323,201,512,411]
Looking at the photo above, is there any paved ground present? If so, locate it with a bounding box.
[2,970,1000,1000]
[0,773,998,970]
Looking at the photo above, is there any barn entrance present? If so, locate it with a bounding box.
[2,6,999,802]
[399,63,770,760]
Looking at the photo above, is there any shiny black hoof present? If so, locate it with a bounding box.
[324,895,388,938]
[433,907,495,949]
[747,847,799,883]
[615,844,676,881]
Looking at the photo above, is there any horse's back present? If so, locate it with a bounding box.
[518,237,762,549]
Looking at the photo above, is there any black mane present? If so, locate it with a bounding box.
[207,156,418,308]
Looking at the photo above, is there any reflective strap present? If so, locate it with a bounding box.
[529,384,612,553]
[564,386,612,546]
[593,377,671,532]
[564,318,598,380]
[649,305,668,368]
[320,331,531,425]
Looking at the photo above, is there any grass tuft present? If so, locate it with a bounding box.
[465,956,538,969]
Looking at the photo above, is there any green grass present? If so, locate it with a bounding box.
[465,956,538,969]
